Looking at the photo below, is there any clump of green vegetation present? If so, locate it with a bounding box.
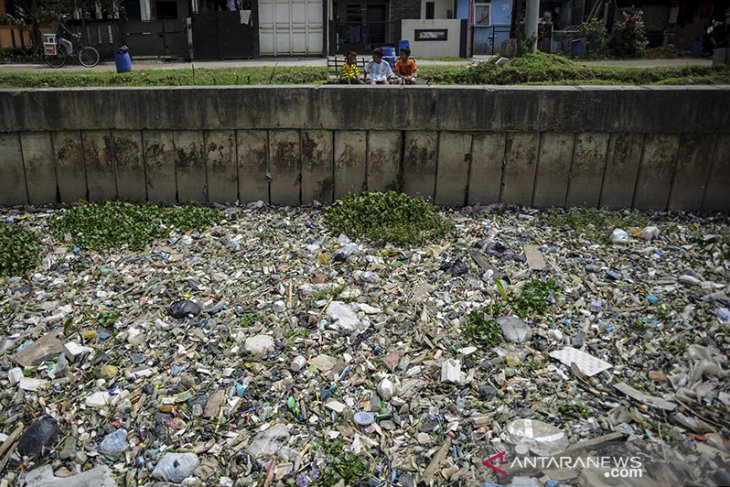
[525,355,545,371]
[286,327,311,340]
[96,311,121,328]
[237,314,259,328]
[459,52,585,84]
[629,321,646,334]
[314,438,369,486]
[557,399,591,418]
[491,277,560,319]
[325,192,452,245]
[454,52,730,85]
[313,284,346,302]
[546,208,650,243]
[580,18,608,57]
[512,279,560,317]
[0,222,42,277]
[0,66,327,89]
[468,278,560,335]
[464,308,502,346]
[49,200,222,251]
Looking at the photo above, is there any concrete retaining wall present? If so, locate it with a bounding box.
[1,86,728,210]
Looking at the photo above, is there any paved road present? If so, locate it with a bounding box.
[0,55,712,73]
[0,56,470,73]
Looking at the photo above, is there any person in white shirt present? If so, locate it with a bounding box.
[365,48,395,85]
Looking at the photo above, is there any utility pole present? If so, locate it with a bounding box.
[525,0,539,52]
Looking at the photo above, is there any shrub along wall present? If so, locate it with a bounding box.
[0,85,728,210]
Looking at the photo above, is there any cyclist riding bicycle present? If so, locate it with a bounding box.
[56,14,75,55]
[44,14,99,68]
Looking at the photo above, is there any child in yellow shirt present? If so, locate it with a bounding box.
[339,51,362,84]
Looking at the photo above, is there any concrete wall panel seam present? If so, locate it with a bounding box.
[141,130,149,201]
[331,129,337,202]
[630,134,647,211]
[20,132,57,204]
[498,134,511,203]
[668,133,716,210]
[364,130,370,193]
[567,133,609,208]
[596,133,611,208]
[702,133,730,211]
[18,132,30,205]
[664,132,684,211]
[0,132,28,205]
[700,133,720,210]
[533,132,574,208]
[530,132,544,208]
[563,133,577,208]
[468,132,505,205]
[464,133,475,207]
[267,131,271,204]
[234,129,240,204]
[633,134,680,210]
[53,131,88,203]
[435,132,471,206]
[50,130,60,203]
[203,130,209,203]
[79,131,89,201]
[433,130,441,204]
[299,129,303,205]
[630,134,647,210]
[172,131,179,203]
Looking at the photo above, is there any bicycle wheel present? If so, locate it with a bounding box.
[79,46,100,68]
[44,46,67,68]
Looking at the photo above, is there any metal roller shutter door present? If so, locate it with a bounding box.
[259,0,323,55]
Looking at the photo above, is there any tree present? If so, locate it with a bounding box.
[580,18,607,57]
[608,9,649,57]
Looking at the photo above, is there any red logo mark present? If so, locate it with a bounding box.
[482,451,508,475]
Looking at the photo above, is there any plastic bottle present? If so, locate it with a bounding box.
[55,353,67,377]
[510,478,540,487]
[716,308,730,323]
[609,229,630,244]
[291,355,306,372]
[98,428,128,455]
[505,419,568,456]
[152,453,200,482]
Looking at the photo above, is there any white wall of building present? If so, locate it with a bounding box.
[421,0,453,19]
[401,19,463,57]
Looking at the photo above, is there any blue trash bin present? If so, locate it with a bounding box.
[382,46,396,68]
[114,48,132,73]
[570,38,585,57]
[690,39,702,57]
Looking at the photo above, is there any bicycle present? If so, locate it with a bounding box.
[43,31,100,68]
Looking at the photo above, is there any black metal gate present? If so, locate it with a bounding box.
[192,11,258,60]
[121,20,188,58]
